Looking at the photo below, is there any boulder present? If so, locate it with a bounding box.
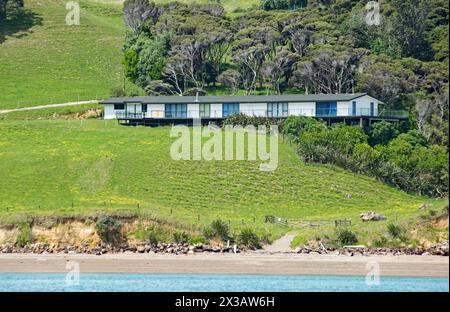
[360,211,386,222]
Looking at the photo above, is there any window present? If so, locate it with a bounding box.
[222,103,240,117]
[370,102,375,116]
[114,104,125,110]
[142,104,147,113]
[165,104,187,118]
[316,101,337,116]
[199,104,210,118]
[267,103,288,117]
[352,101,356,115]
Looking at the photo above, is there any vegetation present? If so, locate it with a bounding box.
[95,216,123,245]
[0,0,130,109]
[336,228,358,246]
[238,228,262,249]
[282,116,448,197]
[15,221,34,247]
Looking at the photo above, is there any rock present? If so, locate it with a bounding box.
[418,203,433,210]
[137,246,145,253]
[360,211,387,222]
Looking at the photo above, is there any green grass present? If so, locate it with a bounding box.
[0,0,129,109]
[0,120,445,241]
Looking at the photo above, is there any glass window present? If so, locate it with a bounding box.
[142,104,147,113]
[114,104,125,110]
[267,103,288,117]
[222,103,240,117]
[165,104,187,118]
[352,101,356,115]
[316,102,337,116]
[199,104,210,118]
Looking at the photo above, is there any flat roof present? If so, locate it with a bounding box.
[100,93,372,105]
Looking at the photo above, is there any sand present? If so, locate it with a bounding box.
[0,253,448,277]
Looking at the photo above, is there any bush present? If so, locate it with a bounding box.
[222,113,282,129]
[204,220,230,241]
[16,222,34,247]
[238,228,261,249]
[96,216,123,245]
[148,230,159,246]
[387,223,404,239]
[110,86,126,97]
[173,231,191,244]
[369,121,399,146]
[336,229,358,246]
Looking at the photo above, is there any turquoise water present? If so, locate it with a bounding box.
[0,274,448,292]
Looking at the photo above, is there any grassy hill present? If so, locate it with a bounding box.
[0,0,127,109]
[0,119,445,243]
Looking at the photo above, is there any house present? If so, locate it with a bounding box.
[99,93,407,126]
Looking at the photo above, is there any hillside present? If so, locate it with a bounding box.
[0,119,446,244]
[0,0,126,109]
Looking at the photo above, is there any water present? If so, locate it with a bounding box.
[0,274,448,292]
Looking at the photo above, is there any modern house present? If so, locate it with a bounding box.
[99,93,407,126]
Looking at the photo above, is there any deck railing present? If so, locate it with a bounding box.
[116,108,408,119]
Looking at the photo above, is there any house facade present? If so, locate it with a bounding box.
[100,93,406,124]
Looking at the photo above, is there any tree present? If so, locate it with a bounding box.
[123,0,160,35]
[261,48,299,94]
[261,0,308,10]
[0,0,24,21]
[291,50,364,94]
[369,121,399,146]
[391,0,433,61]
[233,43,269,95]
[217,70,241,94]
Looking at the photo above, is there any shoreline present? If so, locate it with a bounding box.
[0,253,448,277]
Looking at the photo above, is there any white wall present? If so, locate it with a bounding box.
[103,104,118,120]
[240,103,266,116]
[210,103,222,118]
[188,103,199,118]
[288,102,315,116]
[356,95,379,116]
[147,104,165,118]
[337,101,351,116]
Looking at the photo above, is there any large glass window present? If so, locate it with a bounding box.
[316,101,337,116]
[352,101,356,115]
[199,104,210,118]
[267,103,288,117]
[165,104,187,118]
[222,103,240,117]
[114,104,125,110]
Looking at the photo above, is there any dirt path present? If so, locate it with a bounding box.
[263,233,297,253]
[0,100,99,114]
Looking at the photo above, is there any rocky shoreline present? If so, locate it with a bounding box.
[295,241,449,257]
[0,240,448,256]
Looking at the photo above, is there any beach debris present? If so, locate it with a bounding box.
[419,203,433,210]
[360,211,386,222]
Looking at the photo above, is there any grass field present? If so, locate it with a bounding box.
[0,119,445,243]
[0,0,128,109]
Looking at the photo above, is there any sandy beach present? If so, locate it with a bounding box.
[0,253,448,277]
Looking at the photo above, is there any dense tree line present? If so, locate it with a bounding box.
[0,0,23,21]
[282,116,448,197]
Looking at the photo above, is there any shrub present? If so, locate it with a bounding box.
[173,231,190,244]
[16,222,34,247]
[96,216,123,245]
[387,223,404,239]
[372,236,389,247]
[238,228,261,249]
[336,229,358,246]
[148,230,159,246]
[204,220,230,241]
[369,121,399,146]
[189,236,209,245]
[110,86,126,97]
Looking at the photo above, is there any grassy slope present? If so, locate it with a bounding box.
[0,0,126,109]
[0,120,445,242]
